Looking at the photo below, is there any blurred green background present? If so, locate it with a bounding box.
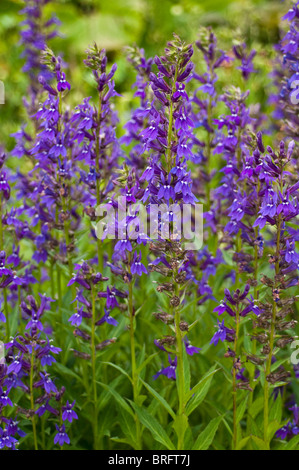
[0,0,286,149]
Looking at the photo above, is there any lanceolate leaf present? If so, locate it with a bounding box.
[140,378,176,419]
[129,402,175,450]
[97,382,134,418]
[192,415,224,450]
[186,366,218,416]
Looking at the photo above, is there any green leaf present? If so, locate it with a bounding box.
[236,436,250,450]
[249,395,264,419]
[186,366,218,416]
[110,437,133,446]
[267,421,281,442]
[270,358,289,373]
[97,382,134,417]
[187,365,218,401]
[173,414,189,446]
[269,394,282,424]
[183,347,191,396]
[9,303,19,337]
[52,362,83,384]
[140,379,176,419]
[177,346,190,399]
[136,394,147,407]
[236,393,248,424]
[136,344,146,369]
[243,324,251,354]
[130,402,175,450]
[117,406,136,447]
[97,375,124,412]
[137,353,158,375]
[100,361,132,383]
[246,413,263,437]
[284,434,299,450]
[192,415,223,450]
[259,369,265,388]
[251,435,268,450]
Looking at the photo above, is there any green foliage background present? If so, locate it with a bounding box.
[0,0,285,150]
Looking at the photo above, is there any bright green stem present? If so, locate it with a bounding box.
[206,95,213,211]
[128,277,142,450]
[55,189,62,319]
[62,215,76,300]
[263,214,282,449]
[235,230,242,289]
[63,222,73,278]
[97,241,103,273]
[58,92,62,133]
[174,305,186,450]
[91,285,99,449]
[57,91,75,299]
[232,306,240,450]
[246,225,259,437]
[30,347,38,451]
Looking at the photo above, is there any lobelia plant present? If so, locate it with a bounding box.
[136,35,210,450]
[4,292,78,449]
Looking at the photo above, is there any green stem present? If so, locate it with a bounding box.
[128,268,142,450]
[232,305,240,450]
[206,95,213,211]
[57,91,75,298]
[235,230,241,289]
[91,285,99,449]
[30,346,38,451]
[263,214,282,449]
[63,216,74,284]
[59,174,75,301]
[57,91,62,133]
[246,226,259,438]
[247,179,261,438]
[174,305,186,450]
